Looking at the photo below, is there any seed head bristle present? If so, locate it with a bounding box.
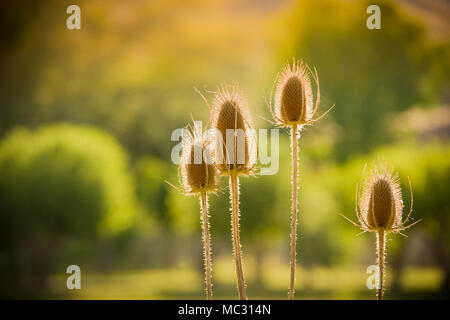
[211,83,256,176]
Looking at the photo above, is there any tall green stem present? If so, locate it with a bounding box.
[377,230,386,300]
[230,172,247,300]
[200,192,213,300]
[289,124,299,300]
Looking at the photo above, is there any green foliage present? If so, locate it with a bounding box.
[389,142,450,248]
[135,156,171,227]
[239,175,283,240]
[0,123,139,283]
[286,0,449,159]
[412,145,449,228]
[166,188,199,236]
[135,156,200,235]
[208,174,284,244]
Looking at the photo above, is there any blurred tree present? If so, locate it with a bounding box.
[135,156,192,268]
[0,123,139,296]
[0,0,274,160]
[209,174,283,287]
[135,157,171,228]
[377,142,450,292]
[288,154,346,282]
[410,143,450,291]
[286,0,450,160]
[239,175,284,286]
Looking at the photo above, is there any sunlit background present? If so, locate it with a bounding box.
[0,0,449,299]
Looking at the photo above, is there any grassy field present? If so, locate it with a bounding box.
[48,256,446,300]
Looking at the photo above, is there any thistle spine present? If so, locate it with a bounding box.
[289,124,299,300]
[200,192,213,300]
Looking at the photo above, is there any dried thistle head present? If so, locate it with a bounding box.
[360,163,404,231]
[340,161,422,235]
[270,58,332,128]
[211,83,256,176]
[179,125,219,195]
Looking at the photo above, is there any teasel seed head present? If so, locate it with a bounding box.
[179,124,219,195]
[340,161,422,235]
[359,163,403,231]
[211,83,257,176]
[269,58,333,129]
[338,161,422,301]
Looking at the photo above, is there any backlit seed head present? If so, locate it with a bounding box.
[179,125,219,195]
[359,163,404,232]
[211,83,256,176]
[270,58,325,128]
[340,161,421,236]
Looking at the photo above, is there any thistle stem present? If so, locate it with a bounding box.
[289,124,299,300]
[376,230,386,300]
[200,192,213,300]
[230,172,247,300]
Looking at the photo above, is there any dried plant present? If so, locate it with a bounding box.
[340,161,422,300]
[210,83,257,300]
[268,58,333,299]
[177,123,219,300]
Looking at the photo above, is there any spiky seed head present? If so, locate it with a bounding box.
[180,127,219,195]
[359,163,403,232]
[273,59,314,127]
[211,83,256,176]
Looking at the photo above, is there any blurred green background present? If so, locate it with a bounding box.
[0,0,449,299]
